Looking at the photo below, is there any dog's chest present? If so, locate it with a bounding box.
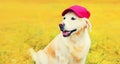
[55,39,86,64]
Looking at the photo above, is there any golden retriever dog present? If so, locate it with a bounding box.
[29,5,92,64]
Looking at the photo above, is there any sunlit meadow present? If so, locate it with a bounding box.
[0,0,120,64]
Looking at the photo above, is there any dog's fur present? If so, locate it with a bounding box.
[29,12,92,64]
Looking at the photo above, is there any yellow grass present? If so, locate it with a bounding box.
[0,0,120,64]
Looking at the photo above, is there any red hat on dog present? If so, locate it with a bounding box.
[62,5,90,18]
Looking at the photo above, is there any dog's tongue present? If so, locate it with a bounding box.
[62,31,70,36]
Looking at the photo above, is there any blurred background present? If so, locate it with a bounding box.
[0,0,120,64]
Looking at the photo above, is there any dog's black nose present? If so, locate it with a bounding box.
[59,23,65,31]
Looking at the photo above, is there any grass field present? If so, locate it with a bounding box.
[0,0,120,64]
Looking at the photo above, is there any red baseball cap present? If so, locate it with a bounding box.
[62,5,90,18]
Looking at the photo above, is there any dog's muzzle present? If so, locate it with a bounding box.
[59,23,77,37]
[59,23,65,31]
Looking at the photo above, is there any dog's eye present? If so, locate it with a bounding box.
[63,17,66,20]
[71,17,76,20]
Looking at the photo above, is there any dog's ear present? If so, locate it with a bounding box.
[83,18,92,31]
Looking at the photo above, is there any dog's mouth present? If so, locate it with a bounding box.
[61,29,77,37]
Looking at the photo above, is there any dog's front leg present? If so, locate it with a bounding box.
[56,50,69,64]
[78,57,87,64]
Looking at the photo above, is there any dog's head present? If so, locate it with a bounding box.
[59,12,92,37]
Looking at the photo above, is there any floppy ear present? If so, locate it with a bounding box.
[83,18,92,31]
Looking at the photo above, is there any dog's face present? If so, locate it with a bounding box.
[59,12,91,37]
